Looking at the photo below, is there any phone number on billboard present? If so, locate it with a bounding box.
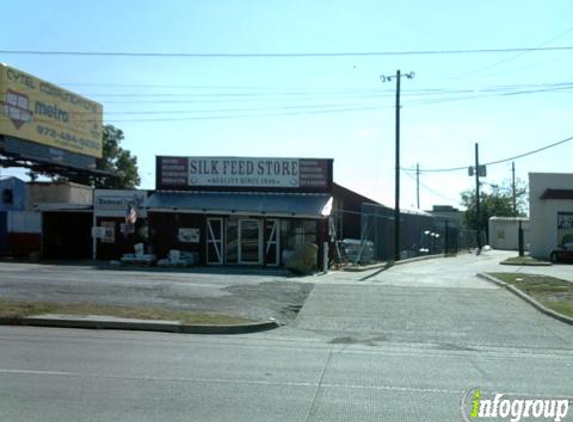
[37,125,99,151]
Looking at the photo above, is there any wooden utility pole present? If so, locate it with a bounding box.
[381,70,415,261]
[512,161,517,215]
[416,163,420,209]
[475,143,482,252]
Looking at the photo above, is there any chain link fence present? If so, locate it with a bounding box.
[331,204,478,265]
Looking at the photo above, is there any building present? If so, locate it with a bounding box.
[529,172,573,259]
[0,178,95,258]
[0,176,39,256]
[427,205,463,228]
[488,216,529,250]
[92,189,148,260]
[144,156,341,267]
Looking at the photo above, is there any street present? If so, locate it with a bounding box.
[0,251,572,421]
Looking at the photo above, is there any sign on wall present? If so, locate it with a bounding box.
[156,156,332,191]
[0,64,103,158]
[178,228,200,243]
[94,190,148,218]
[557,212,573,245]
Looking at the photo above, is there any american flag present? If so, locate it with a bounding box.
[125,205,137,225]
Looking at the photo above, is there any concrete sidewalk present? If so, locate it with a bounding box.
[291,250,573,349]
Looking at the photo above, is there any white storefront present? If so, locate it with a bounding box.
[529,172,573,259]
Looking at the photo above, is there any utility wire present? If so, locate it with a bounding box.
[450,24,573,80]
[2,46,573,58]
[401,168,460,203]
[403,135,573,173]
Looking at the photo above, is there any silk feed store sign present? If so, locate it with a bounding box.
[156,157,331,190]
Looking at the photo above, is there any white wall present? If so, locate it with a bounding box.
[529,173,573,258]
[488,217,529,250]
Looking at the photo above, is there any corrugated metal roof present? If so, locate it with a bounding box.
[145,192,332,218]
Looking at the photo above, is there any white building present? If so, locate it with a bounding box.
[488,217,529,250]
[529,172,573,259]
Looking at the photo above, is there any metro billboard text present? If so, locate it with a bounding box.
[0,64,103,158]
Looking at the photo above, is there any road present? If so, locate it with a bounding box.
[1,251,572,421]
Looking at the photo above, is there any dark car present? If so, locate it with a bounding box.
[549,242,573,263]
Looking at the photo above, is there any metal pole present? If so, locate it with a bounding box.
[416,162,420,209]
[394,70,401,262]
[475,143,482,252]
[512,161,517,216]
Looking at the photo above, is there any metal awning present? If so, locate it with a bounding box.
[145,192,333,218]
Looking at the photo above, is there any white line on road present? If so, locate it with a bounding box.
[2,368,569,400]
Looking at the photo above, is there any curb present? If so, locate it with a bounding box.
[0,315,281,335]
[344,254,444,273]
[476,273,573,326]
[499,261,551,267]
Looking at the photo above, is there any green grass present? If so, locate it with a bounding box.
[0,299,255,325]
[488,273,573,318]
[500,256,551,266]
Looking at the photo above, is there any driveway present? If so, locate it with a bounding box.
[290,250,573,349]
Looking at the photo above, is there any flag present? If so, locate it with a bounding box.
[125,204,137,225]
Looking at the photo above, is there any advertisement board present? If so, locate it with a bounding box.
[0,64,103,158]
[156,156,332,191]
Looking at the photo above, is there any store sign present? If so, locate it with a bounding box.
[94,190,147,218]
[157,156,331,190]
[0,64,103,158]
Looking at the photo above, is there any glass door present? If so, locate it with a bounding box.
[206,218,223,264]
[265,219,280,266]
[239,219,261,264]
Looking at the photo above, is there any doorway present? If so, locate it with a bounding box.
[238,219,261,264]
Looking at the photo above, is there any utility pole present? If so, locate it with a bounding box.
[381,70,415,262]
[416,163,420,209]
[511,161,517,216]
[475,143,482,252]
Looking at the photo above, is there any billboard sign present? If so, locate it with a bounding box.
[156,156,332,191]
[0,64,103,158]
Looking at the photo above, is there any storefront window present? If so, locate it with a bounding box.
[281,219,318,250]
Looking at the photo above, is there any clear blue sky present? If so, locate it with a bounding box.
[1,0,572,211]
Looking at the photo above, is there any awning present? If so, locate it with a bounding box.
[540,189,573,200]
[145,192,333,218]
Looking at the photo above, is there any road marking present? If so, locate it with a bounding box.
[1,369,569,400]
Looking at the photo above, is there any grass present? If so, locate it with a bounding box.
[500,256,551,266]
[488,272,573,318]
[0,299,255,325]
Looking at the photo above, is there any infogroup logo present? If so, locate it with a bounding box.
[460,388,570,422]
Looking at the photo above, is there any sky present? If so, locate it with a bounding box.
[1,0,572,212]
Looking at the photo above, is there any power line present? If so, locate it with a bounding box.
[404,135,573,173]
[2,46,573,58]
[401,168,460,203]
[450,24,573,80]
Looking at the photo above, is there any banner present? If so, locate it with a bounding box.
[0,64,103,158]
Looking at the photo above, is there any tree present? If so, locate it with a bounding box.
[95,125,140,189]
[461,178,528,241]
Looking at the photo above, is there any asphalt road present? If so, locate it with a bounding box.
[1,251,572,421]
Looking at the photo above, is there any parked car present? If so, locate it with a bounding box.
[549,242,573,262]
